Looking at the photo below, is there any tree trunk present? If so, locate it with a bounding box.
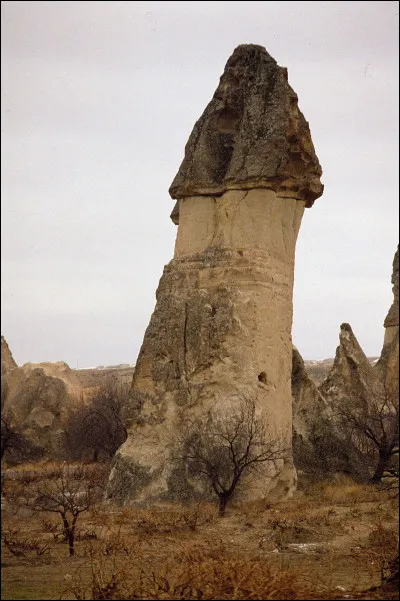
[370,449,390,483]
[62,515,69,541]
[218,494,231,516]
[68,529,75,557]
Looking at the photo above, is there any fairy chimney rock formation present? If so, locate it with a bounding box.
[291,346,369,481]
[319,323,380,407]
[1,335,18,376]
[383,245,399,347]
[107,45,323,505]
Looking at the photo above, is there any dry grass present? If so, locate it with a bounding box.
[1,464,398,600]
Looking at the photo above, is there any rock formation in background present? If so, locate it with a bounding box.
[383,245,399,347]
[1,336,17,376]
[299,245,399,483]
[3,364,71,457]
[107,44,323,505]
[1,343,84,460]
[292,345,369,481]
[375,245,399,407]
[319,244,399,416]
[318,323,381,408]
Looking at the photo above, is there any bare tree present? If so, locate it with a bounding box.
[178,397,289,516]
[66,378,128,462]
[336,388,399,484]
[3,463,103,557]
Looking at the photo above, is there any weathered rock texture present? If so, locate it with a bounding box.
[1,354,84,459]
[383,245,399,347]
[319,323,382,409]
[292,346,369,481]
[107,45,323,505]
[303,356,379,385]
[295,247,399,483]
[169,44,323,221]
[1,335,17,376]
[377,245,399,404]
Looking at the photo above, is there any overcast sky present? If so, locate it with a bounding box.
[1,1,399,368]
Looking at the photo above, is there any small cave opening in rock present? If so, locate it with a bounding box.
[215,107,240,133]
[258,372,267,384]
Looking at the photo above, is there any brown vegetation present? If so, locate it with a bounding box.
[335,384,399,484]
[65,378,129,462]
[1,465,398,600]
[2,463,105,557]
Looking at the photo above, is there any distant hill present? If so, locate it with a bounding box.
[72,358,379,388]
[72,357,379,388]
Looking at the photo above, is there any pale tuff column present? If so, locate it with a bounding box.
[106,44,323,505]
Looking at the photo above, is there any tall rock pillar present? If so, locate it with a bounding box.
[376,245,399,404]
[383,245,399,348]
[107,45,323,504]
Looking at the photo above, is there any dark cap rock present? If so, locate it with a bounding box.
[169,44,323,208]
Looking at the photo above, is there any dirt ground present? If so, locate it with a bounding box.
[1,468,398,600]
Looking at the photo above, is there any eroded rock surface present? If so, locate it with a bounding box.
[377,245,399,403]
[1,355,83,459]
[107,45,323,505]
[1,336,17,376]
[383,245,399,347]
[319,323,382,409]
[292,346,369,481]
[169,44,323,218]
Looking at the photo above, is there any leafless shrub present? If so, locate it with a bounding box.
[335,380,399,484]
[177,396,290,515]
[179,502,217,531]
[2,462,103,557]
[2,527,54,558]
[63,552,341,600]
[65,378,129,462]
[352,522,399,590]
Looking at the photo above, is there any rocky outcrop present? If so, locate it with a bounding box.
[303,356,379,385]
[376,245,399,405]
[292,346,369,481]
[319,245,399,409]
[22,361,83,394]
[292,346,331,437]
[2,358,83,459]
[107,45,323,505]
[1,336,17,376]
[383,245,399,345]
[319,323,382,409]
[298,248,399,481]
[375,333,399,408]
